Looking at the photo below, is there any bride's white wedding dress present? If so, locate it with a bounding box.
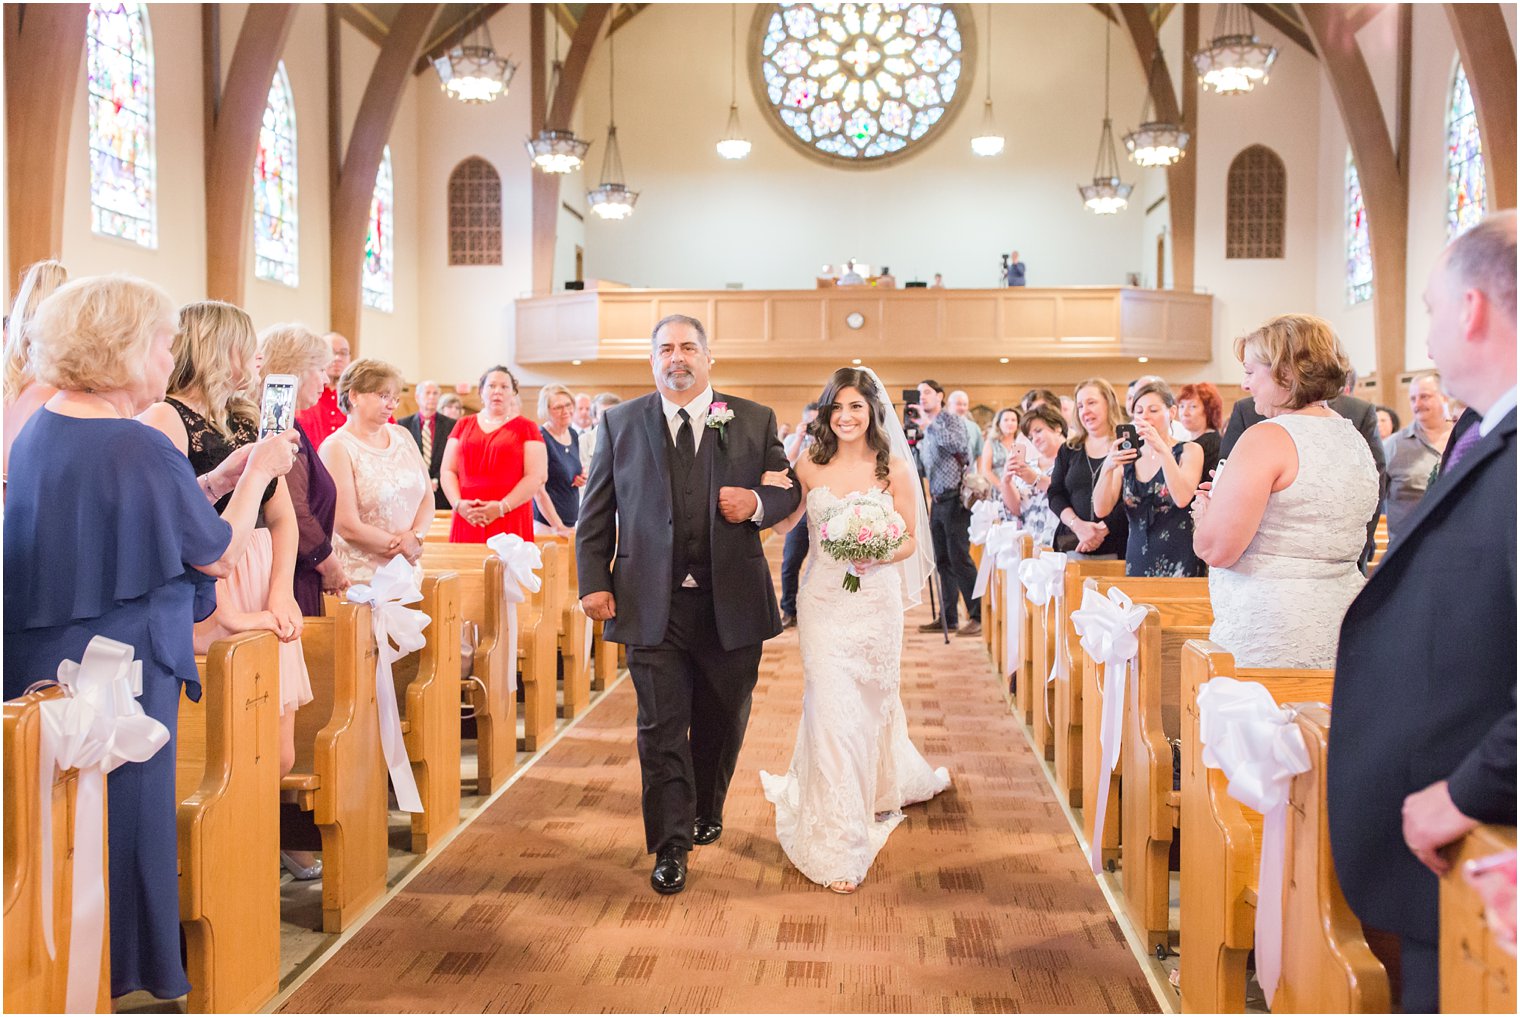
[760,487,951,887]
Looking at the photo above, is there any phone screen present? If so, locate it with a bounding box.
[259,374,298,439]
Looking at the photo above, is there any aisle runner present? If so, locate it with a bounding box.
[281,596,1158,1013]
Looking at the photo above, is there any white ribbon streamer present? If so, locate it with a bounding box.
[486,534,543,694]
[37,637,170,1013]
[1018,551,1068,724]
[972,522,1019,599]
[1070,586,1147,873]
[967,499,1001,547]
[999,536,1026,679]
[346,556,429,814]
[1195,676,1314,1008]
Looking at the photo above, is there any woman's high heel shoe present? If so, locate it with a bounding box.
[828,880,858,895]
[280,851,323,881]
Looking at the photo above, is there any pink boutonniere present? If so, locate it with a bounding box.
[707,402,735,446]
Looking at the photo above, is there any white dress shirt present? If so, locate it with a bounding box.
[659,385,765,525]
[1480,385,1517,437]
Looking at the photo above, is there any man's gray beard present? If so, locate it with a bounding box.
[663,370,695,391]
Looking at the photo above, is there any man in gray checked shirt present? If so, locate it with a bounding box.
[911,379,981,637]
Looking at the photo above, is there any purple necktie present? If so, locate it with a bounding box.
[1444,423,1483,473]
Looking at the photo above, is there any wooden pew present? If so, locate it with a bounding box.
[1441,824,1518,1014]
[1178,640,1334,1013]
[1276,704,1391,1013]
[283,600,388,934]
[425,509,452,543]
[1013,542,1047,727]
[4,688,111,1014]
[177,632,281,1014]
[533,537,591,720]
[389,573,462,854]
[420,544,515,795]
[1049,558,1124,801]
[1369,515,1389,571]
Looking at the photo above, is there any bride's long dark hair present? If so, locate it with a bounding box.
[807,367,893,484]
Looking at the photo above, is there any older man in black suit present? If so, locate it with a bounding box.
[1328,210,1517,1013]
[577,314,801,895]
[398,379,455,509]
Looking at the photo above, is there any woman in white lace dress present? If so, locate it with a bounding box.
[759,367,950,894]
[1193,315,1379,667]
[319,359,433,586]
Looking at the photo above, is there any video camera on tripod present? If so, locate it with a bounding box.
[902,388,924,446]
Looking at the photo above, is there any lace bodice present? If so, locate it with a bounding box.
[1209,413,1379,667]
[328,425,430,585]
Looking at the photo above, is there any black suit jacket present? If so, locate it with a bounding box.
[576,391,801,651]
[398,411,455,509]
[1328,408,1517,938]
[1220,394,1387,564]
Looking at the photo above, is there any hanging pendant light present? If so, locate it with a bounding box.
[588,22,638,219]
[970,4,1005,157]
[716,6,752,159]
[1193,3,1278,95]
[1079,18,1132,214]
[1123,10,1189,166]
[526,20,590,173]
[433,22,517,104]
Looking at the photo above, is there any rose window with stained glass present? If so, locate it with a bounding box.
[757,3,970,165]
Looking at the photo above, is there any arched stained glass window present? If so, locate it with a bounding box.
[87,2,156,247]
[1345,152,1372,306]
[448,157,503,266]
[362,146,394,313]
[1225,145,1286,259]
[254,62,298,286]
[1446,63,1486,240]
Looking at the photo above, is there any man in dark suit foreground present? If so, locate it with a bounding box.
[1328,210,1517,1013]
[398,380,455,509]
[577,315,801,895]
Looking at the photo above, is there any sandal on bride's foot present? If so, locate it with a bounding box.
[828,880,858,895]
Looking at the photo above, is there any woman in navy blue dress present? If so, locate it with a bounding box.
[532,383,585,535]
[2,276,298,1001]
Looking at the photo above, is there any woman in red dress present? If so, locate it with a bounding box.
[440,365,547,542]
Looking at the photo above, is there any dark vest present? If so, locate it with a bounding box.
[669,425,714,589]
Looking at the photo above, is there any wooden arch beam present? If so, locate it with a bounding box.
[531,3,612,295]
[1300,4,1408,398]
[204,4,298,305]
[1116,3,1197,291]
[5,4,89,285]
[329,4,439,352]
[1445,4,1517,211]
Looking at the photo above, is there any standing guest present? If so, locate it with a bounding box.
[838,262,866,286]
[1176,381,1224,481]
[931,273,945,288]
[440,365,547,544]
[320,358,433,584]
[912,379,980,636]
[2,259,69,480]
[1003,404,1066,545]
[259,323,348,615]
[779,402,821,629]
[572,392,595,432]
[398,379,455,509]
[579,391,621,478]
[778,422,793,442]
[1383,372,1454,540]
[4,275,297,1002]
[1059,394,1079,433]
[1093,381,1205,577]
[1005,250,1027,287]
[1125,374,1164,414]
[979,407,1029,515]
[947,389,984,461]
[876,266,897,288]
[1375,405,1401,440]
[533,383,584,536]
[1020,388,1061,414]
[1048,379,1129,559]
[437,392,464,420]
[1192,314,1378,668]
[293,332,351,449]
[1329,210,1517,1015]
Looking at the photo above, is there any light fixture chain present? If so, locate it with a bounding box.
[986,3,992,101]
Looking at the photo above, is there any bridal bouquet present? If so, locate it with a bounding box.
[818,496,909,592]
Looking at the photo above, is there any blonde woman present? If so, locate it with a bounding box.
[320,358,433,584]
[2,259,69,479]
[1047,378,1129,558]
[139,302,318,877]
[533,382,584,536]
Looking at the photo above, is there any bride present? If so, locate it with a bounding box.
[758,366,951,894]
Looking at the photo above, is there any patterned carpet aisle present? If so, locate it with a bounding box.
[280,588,1159,1014]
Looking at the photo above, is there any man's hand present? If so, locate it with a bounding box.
[581,591,616,621]
[1403,780,1479,875]
[718,486,760,523]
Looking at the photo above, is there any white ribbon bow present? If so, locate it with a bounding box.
[1196,676,1314,1008]
[486,534,543,694]
[346,556,429,814]
[968,500,1001,546]
[1070,586,1147,873]
[1017,551,1068,725]
[972,522,1019,599]
[38,637,170,1013]
[998,535,1026,678]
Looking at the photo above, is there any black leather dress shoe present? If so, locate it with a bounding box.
[692,818,723,846]
[650,847,688,895]
[780,614,797,629]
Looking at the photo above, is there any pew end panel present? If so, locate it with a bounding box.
[1054,560,1127,808]
[400,572,463,855]
[1441,824,1518,1014]
[517,548,560,751]
[179,632,282,1014]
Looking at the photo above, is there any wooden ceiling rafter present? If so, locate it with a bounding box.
[338,3,389,45]
[1246,4,1316,56]
[412,3,507,74]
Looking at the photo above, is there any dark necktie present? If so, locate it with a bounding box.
[675,408,695,471]
[1444,421,1483,473]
